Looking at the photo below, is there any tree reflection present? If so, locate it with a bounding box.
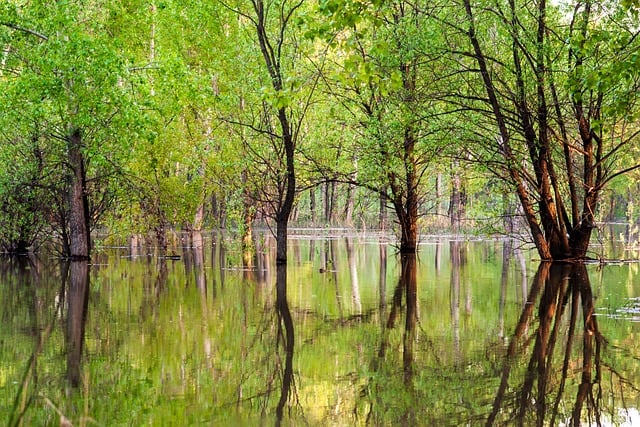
[65,260,89,388]
[368,253,418,424]
[402,253,417,386]
[487,262,625,426]
[275,263,294,426]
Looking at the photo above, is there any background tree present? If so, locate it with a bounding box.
[101,0,220,251]
[315,0,449,252]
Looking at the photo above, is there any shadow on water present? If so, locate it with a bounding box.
[487,262,636,426]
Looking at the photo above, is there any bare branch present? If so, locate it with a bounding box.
[1,22,48,41]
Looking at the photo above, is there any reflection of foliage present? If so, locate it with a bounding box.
[4,239,640,425]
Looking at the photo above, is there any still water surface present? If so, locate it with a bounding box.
[2,230,640,426]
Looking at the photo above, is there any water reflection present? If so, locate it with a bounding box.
[275,263,294,426]
[4,236,640,425]
[65,261,89,388]
[450,240,465,361]
[487,262,615,426]
[370,252,418,423]
[402,254,417,387]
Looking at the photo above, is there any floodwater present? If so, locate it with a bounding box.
[2,230,640,426]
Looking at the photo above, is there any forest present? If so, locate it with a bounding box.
[3,1,640,425]
[1,0,640,261]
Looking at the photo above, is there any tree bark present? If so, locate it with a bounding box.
[67,128,90,260]
[275,107,295,265]
[449,167,466,233]
[250,0,298,266]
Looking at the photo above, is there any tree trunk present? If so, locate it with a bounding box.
[379,192,388,230]
[393,128,419,253]
[241,170,255,253]
[345,157,357,227]
[345,183,355,227]
[275,108,295,265]
[309,187,317,226]
[449,167,466,233]
[436,173,444,220]
[67,128,90,260]
[324,181,335,225]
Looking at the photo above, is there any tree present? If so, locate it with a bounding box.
[220,0,321,264]
[103,0,219,249]
[315,0,448,252]
[0,1,136,258]
[446,0,640,260]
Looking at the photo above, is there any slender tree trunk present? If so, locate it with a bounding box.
[379,192,388,230]
[275,108,295,265]
[345,157,357,227]
[250,0,301,267]
[449,168,464,233]
[310,187,317,225]
[193,200,205,231]
[241,170,255,253]
[345,183,356,227]
[463,0,552,260]
[68,128,90,260]
[436,173,444,220]
[392,128,419,253]
[324,181,335,225]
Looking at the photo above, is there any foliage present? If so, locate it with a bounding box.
[0,0,138,253]
[1,0,640,252]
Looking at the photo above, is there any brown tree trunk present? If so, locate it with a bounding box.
[68,128,90,260]
[324,181,335,225]
[392,127,419,253]
[241,170,256,253]
[449,167,466,233]
[345,182,356,227]
[275,108,295,265]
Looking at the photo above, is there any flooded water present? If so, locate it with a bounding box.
[2,230,640,426]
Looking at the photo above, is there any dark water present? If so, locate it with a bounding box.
[2,231,640,426]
